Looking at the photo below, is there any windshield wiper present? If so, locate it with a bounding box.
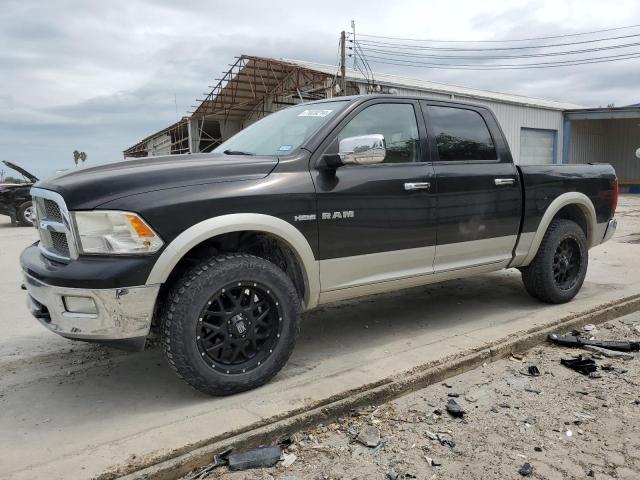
[223,149,254,156]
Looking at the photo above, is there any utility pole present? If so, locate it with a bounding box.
[340,30,346,96]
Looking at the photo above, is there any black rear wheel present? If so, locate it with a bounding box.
[521,219,588,304]
[162,254,300,395]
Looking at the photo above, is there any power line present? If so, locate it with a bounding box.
[356,52,640,70]
[356,32,640,52]
[353,40,640,60]
[356,23,640,43]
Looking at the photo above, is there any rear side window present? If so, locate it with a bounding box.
[428,106,497,161]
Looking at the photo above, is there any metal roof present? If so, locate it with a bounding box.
[286,58,585,111]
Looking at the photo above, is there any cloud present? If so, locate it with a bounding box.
[1,0,639,178]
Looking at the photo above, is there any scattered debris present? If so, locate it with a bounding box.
[446,399,465,417]
[372,440,386,455]
[549,333,639,352]
[386,468,399,480]
[228,446,282,471]
[447,392,460,398]
[560,356,598,375]
[356,426,381,448]
[436,432,456,448]
[583,345,635,359]
[527,365,541,376]
[583,324,595,332]
[424,455,442,467]
[281,452,297,468]
[524,387,542,394]
[602,364,628,374]
[518,462,533,476]
[187,448,232,480]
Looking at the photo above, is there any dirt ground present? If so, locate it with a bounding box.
[189,313,640,480]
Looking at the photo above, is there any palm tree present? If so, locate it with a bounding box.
[79,151,87,165]
[73,150,80,166]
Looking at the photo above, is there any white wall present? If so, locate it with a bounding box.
[361,84,564,164]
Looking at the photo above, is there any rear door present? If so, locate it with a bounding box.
[421,102,522,272]
[312,99,437,291]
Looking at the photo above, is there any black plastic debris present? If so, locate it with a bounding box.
[188,448,232,480]
[519,462,533,476]
[549,333,640,352]
[446,398,465,417]
[560,356,597,376]
[527,365,541,377]
[228,446,282,471]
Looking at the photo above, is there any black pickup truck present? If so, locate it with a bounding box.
[21,95,618,395]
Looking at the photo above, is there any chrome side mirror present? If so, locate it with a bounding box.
[636,147,640,159]
[339,134,386,166]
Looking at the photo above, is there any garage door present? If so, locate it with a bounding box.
[520,128,556,165]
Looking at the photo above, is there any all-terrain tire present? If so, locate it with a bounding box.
[520,219,588,304]
[17,201,35,226]
[162,253,301,395]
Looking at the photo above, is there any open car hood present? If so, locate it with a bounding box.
[2,161,38,183]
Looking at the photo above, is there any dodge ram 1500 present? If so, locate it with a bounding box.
[21,95,618,395]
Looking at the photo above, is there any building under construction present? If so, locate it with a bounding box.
[124,54,640,190]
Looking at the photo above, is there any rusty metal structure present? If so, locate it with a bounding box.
[123,118,190,158]
[124,55,342,158]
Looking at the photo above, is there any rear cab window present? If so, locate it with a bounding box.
[427,106,497,161]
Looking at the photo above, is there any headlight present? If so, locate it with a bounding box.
[73,211,163,255]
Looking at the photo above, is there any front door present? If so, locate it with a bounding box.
[312,99,437,292]
[421,102,522,272]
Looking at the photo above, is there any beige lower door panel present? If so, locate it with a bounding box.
[319,245,436,291]
[433,235,517,272]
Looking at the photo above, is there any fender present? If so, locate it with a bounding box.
[146,213,320,309]
[513,192,598,268]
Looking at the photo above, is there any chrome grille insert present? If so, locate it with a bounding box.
[31,188,78,262]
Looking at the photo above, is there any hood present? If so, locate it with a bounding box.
[34,153,278,210]
[2,161,38,183]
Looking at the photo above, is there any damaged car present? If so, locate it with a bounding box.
[0,161,38,226]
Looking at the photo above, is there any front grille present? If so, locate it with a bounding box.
[32,189,76,262]
[43,199,62,221]
[49,231,70,258]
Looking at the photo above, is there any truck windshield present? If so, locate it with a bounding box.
[214,101,348,157]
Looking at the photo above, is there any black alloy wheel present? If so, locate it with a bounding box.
[520,219,588,304]
[196,282,282,374]
[162,253,300,395]
[552,237,581,290]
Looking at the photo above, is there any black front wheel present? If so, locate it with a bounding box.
[17,201,35,226]
[520,219,588,304]
[162,254,300,395]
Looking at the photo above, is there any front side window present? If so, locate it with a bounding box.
[338,103,420,163]
[214,101,348,157]
[428,106,497,161]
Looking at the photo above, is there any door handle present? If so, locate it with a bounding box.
[494,178,515,186]
[404,182,431,191]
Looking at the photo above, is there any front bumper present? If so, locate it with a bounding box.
[602,218,617,243]
[23,272,160,350]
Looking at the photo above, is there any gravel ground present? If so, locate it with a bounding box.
[189,313,640,480]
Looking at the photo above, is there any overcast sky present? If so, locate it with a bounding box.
[2,0,639,179]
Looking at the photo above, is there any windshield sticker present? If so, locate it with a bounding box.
[279,145,292,151]
[298,109,333,117]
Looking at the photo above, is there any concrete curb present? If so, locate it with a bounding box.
[112,294,640,480]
